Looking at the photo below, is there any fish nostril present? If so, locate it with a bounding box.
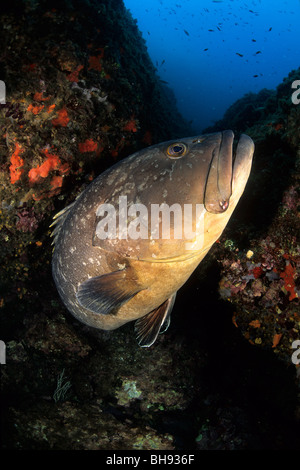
[192,137,206,144]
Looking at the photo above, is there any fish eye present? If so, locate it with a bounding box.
[166,142,187,158]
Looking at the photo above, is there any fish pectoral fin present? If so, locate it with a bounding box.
[76,269,142,315]
[135,293,176,348]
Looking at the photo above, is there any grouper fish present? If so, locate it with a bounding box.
[51,131,254,347]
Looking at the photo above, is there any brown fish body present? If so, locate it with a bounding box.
[52,131,254,346]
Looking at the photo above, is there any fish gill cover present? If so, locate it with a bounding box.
[0,0,300,452]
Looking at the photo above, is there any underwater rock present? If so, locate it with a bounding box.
[204,88,277,135]
[6,401,174,450]
[1,0,300,452]
[0,0,191,303]
[0,0,192,451]
[208,68,300,366]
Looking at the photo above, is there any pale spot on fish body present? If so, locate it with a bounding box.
[117,173,127,184]
[138,180,148,191]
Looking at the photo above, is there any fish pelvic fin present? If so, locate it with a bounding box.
[76,268,143,316]
[135,293,176,347]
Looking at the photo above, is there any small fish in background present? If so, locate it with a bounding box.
[236,52,243,57]
[255,51,262,55]
[203,48,209,51]
[52,132,254,347]
[161,59,165,66]
[184,29,190,36]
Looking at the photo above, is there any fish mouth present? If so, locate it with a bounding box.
[204,130,254,214]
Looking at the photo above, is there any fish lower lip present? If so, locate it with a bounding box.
[204,130,233,214]
[232,143,238,166]
[219,130,234,198]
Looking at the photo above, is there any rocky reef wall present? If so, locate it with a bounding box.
[0,0,190,307]
[1,0,299,451]
[204,68,300,366]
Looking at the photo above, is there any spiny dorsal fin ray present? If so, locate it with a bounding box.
[76,268,143,315]
[50,200,76,246]
[135,293,176,347]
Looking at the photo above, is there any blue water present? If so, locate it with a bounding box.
[124,0,300,132]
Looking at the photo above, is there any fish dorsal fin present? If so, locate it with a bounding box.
[135,293,176,347]
[50,201,76,246]
[76,268,142,315]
